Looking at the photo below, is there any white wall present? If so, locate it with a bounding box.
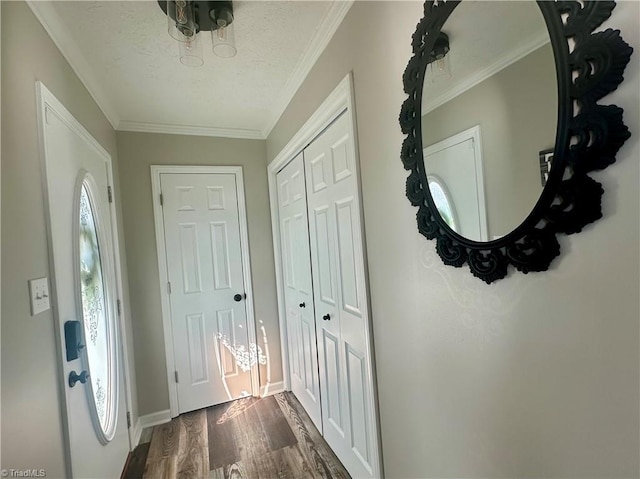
[1,2,138,475]
[267,2,640,476]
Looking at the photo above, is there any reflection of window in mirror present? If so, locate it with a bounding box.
[428,175,458,231]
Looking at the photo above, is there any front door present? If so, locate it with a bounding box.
[160,172,253,413]
[39,84,130,478]
[423,126,488,241]
[276,153,322,430]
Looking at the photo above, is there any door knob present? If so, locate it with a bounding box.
[69,370,89,388]
[233,293,246,302]
[323,314,331,321]
[299,302,306,308]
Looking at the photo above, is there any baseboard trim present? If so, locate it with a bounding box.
[259,381,285,397]
[131,418,143,448]
[138,409,172,433]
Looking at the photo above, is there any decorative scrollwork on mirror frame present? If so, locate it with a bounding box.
[400,0,633,284]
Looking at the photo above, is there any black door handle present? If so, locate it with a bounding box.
[234,293,246,302]
[69,370,89,388]
[299,302,306,308]
[323,314,331,321]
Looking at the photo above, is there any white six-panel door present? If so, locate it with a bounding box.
[276,153,323,430]
[305,112,375,478]
[160,173,253,413]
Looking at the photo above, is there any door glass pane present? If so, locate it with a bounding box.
[428,176,458,231]
[79,182,115,440]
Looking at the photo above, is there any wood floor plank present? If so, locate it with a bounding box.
[171,410,208,478]
[282,444,324,479]
[179,409,208,451]
[229,399,271,478]
[143,456,177,479]
[275,392,351,479]
[208,402,242,469]
[176,445,209,479]
[258,445,319,479]
[209,462,250,479]
[121,443,150,479]
[147,420,181,462]
[253,396,297,452]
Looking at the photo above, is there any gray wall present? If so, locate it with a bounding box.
[116,132,280,416]
[422,44,557,238]
[267,2,640,476]
[1,1,138,475]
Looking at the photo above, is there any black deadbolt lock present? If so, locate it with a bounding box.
[64,320,85,362]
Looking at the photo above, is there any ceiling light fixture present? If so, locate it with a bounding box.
[159,0,237,66]
[427,32,451,83]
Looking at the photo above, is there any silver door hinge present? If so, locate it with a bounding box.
[107,186,113,203]
[116,299,122,317]
[174,371,179,383]
[126,411,131,428]
[160,193,164,206]
[167,282,172,295]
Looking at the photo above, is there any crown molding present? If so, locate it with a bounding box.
[260,0,354,139]
[26,0,120,129]
[423,31,550,115]
[117,121,264,140]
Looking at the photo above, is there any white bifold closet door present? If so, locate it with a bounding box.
[277,153,323,430]
[304,112,375,478]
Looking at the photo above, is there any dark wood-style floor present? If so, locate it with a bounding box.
[122,392,350,479]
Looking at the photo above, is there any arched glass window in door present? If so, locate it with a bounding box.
[427,175,459,231]
[76,175,119,443]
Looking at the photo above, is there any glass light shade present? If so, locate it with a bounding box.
[167,0,197,42]
[211,21,237,58]
[429,52,452,83]
[179,34,203,67]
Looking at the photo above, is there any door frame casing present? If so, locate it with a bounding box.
[267,73,383,478]
[150,165,259,418]
[36,81,137,468]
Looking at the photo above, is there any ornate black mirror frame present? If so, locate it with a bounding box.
[400,0,633,283]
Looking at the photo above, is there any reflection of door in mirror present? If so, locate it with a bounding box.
[424,126,488,242]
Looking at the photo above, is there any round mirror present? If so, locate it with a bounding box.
[421,0,556,242]
[401,0,633,282]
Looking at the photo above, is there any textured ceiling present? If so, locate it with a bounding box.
[36,1,342,137]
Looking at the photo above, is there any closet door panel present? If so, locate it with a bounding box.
[276,153,322,430]
[304,112,374,479]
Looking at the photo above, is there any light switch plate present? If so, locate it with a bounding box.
[29,277,51,316]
